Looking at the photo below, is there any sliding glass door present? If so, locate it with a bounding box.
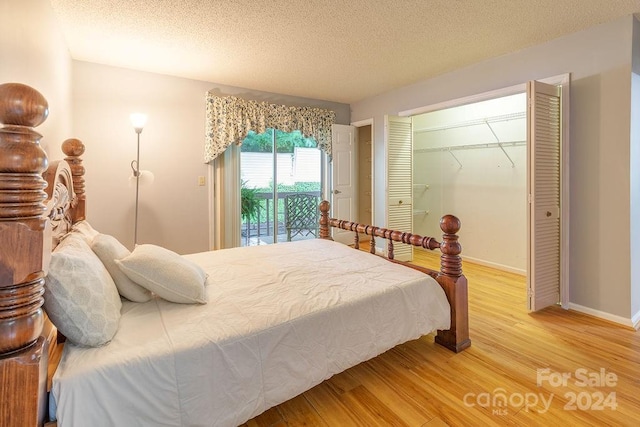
[240,129,322,246]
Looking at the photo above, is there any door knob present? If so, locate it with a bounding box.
[333,189,342,194]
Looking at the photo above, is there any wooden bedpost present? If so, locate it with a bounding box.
[0,83,51,425]
[0,83,49,354]
[434,215,471,353]
[319,200,332,240]
[61,138,86,221]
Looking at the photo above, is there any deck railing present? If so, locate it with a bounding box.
[242,191,321,244]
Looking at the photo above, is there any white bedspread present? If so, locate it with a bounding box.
[52,239,450,426]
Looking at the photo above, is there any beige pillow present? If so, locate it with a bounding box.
[71,220,100,243]
[91,234,152,303]
[116,244,207,304]
[44,233,122,347]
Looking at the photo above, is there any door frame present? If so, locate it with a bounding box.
[207,144,241,250]
[351,118,375,249]
[398,73,570,308]
[208,131,328,249]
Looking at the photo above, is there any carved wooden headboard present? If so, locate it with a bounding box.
[43,138,86,246]
[0,83,85,426]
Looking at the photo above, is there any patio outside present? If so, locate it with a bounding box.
[240,129,321,246]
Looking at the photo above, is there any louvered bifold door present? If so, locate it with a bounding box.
[527,81,561,311]
[385,115,413,261]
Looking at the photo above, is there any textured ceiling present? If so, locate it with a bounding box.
[50,0,640,104]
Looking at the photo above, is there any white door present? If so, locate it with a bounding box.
[385,115,413,262]
[527,80,562,311]
[331,124,357,244]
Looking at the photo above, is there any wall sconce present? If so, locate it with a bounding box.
[130,113,152,246]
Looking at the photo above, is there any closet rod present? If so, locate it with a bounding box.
[414,111,526,134]
[414,140,526,154]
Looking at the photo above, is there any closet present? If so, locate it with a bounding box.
[412,93,528,273]
[386,78,565,310]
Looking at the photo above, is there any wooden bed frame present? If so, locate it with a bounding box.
[0,83,469,427]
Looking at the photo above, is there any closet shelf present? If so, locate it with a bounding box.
[414,140,525,169]
[414,111,526,134]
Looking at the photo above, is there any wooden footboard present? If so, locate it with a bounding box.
[319,200,470,353]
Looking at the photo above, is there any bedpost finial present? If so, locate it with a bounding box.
[0,82,49,212]
[319,200,330,215]
[439,214,462,277]
[62,138,86,157]
[440,214,461,235]
[0,83,49,127]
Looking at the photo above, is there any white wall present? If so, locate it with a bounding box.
[630,17,640,324]
[72,61,212,253]
[72,61,349,254]
[351,15,635,321]
[0,0,72,157]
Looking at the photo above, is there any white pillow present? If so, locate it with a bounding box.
[91,234,153,303]
[44,233,122,347]
[71,220,100,243]
[116,244,207,304]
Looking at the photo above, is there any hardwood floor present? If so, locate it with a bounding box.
[243,246,640,426]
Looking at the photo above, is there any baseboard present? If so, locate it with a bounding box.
[411,247,525,275]
[460,255,526,276]
[632,310,640,330]
[567,303,638,329]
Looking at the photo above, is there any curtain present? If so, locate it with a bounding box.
[204,93,336,163]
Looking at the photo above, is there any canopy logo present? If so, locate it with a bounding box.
[463,389,552,415]
[463,368,618,416]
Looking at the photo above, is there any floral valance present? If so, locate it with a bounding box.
[204,93,336,163]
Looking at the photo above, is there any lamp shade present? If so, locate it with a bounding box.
[130,113,147,133]
[129,170,155,186]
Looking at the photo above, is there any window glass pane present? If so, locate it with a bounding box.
[240,129,321,246]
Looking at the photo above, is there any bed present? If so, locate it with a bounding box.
[0,83,470,427]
